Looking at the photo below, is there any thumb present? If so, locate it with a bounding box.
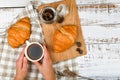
[43,45,50,57]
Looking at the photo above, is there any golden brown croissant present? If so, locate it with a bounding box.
[7,17,31,48]
[53,25,77,53]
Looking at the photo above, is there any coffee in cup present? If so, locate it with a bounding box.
[39,6,57,24]
[24,41,44,62]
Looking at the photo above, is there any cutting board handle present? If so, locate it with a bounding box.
[62,0,76,3]
[62,0,76,9]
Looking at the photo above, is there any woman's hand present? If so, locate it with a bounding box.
[34,45,56,80]
[14,48,28,80]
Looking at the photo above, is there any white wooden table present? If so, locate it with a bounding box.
[0,0,120,80]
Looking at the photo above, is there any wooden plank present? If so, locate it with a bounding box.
[82,26,120,44]
[77,43,120,79]
[0,0,29,8]
[78,4,120,26]
[77,3,120,44]
[0,8,23,29]
[0,0,61,8]
[76,0,120,4]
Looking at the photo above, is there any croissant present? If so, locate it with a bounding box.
[53,25,77,53]
[7,17,31,48]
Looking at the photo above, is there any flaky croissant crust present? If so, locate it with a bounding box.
[7,17,31,48]
[53,25,77,53]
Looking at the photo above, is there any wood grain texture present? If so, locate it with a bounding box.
[76,0,120,4]
[77,3,120,44]
[0,0,62,8]
[77,43,120,79]
[37,0,87,63]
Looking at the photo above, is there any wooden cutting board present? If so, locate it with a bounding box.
[37,0,87,63]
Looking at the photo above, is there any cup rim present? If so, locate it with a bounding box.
[24,42,44,62]
[39,6,57,24]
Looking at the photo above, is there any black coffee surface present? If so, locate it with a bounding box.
[42,9,54,21]
[27,44,43,60]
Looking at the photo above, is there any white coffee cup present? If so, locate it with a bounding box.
[24,41,44,62]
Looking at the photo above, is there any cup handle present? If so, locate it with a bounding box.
[56,4,69,17]
[26,40,30,45]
